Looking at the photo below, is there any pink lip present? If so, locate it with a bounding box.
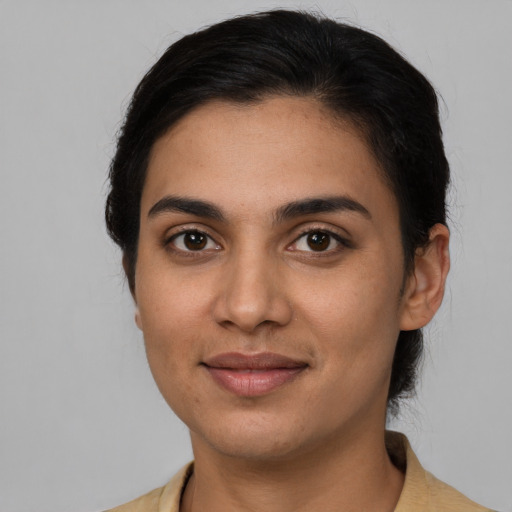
[203,352,308,397]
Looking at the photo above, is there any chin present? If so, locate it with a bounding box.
[194,408,360,465]
[189,411,314,461]
[204,433,305,461]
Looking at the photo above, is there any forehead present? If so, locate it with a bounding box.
[142,96,397,223]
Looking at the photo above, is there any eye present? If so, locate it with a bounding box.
[168,230,220,252]
[291,230,346,253]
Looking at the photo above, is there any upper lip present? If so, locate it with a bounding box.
[203,352,308,370]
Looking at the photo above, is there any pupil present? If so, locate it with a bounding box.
[184,232,207,250]
[307,232,330,251]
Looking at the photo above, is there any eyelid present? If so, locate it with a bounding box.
[287,224,353,253]
[291,222,351,241]
[161,223,351,254]
[164,225,222,253]
[164,223,218,240]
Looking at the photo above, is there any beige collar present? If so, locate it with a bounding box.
[156,432,490,512]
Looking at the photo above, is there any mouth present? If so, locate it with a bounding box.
[202,352,308,397]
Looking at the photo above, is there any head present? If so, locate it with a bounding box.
[106,10,449,418]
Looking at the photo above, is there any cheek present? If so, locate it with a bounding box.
[139,288,207,421]
[135,271,207,387]
[304,263,401,329]
[298,259,403,370]
[136,260,212,337]
[300,282,401,426]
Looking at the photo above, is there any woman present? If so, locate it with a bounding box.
[105,10,493,511]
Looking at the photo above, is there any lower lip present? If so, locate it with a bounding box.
[205,367,306,397]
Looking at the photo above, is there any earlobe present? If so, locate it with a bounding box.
[400,223,450,331]
[134,307,143,330]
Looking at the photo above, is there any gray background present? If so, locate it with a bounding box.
[1,1,511,511]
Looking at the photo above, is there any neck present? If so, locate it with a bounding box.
[181,425,404,512]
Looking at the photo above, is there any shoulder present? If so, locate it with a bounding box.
[103,463,193,512]
[424,469,494,512]
[388,432,494,512]
[105,486,164,512]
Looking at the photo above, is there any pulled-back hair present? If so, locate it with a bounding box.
[106,9,449,413]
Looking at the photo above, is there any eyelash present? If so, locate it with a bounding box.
[164,227,351,256]
[289,228,351,255]
[165,228,220,255]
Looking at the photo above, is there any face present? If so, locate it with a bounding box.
[134,96,411,461]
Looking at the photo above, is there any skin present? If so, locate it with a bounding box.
[132,96,450,512]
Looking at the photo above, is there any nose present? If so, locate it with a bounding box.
[212,248,293,333]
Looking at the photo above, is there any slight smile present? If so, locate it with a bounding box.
[202,352,309,397]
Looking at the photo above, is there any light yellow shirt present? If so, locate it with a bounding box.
[106,433,493,512]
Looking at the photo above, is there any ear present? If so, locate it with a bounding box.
[400,223,450,331]
[122,254,143,330]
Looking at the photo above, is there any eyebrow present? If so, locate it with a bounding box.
[274,196,371,224]
[147,194,371,223]
[148,196,226,222]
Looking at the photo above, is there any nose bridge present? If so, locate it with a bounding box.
[214,242,291,332]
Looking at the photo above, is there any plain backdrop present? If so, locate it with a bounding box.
[1,1,511,511]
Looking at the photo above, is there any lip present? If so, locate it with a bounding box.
[202,352,308,397]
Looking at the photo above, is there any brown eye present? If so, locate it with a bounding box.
[290,230,347,254]
[169,230,219,252]
[183,232,207,250]
[306,232,331,251]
